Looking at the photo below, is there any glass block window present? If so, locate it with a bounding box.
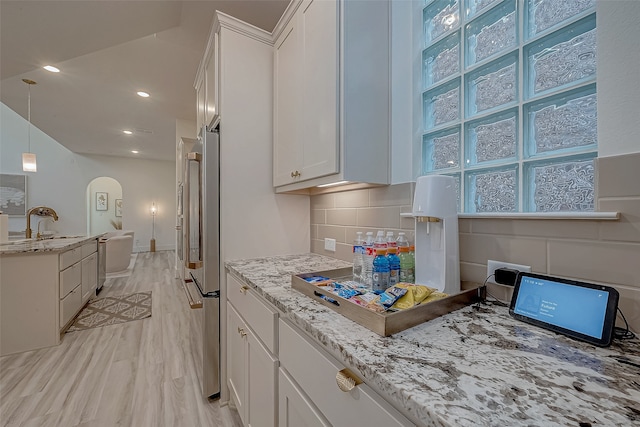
[421,0,597,213]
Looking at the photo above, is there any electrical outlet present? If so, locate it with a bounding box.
[324,238,336,252]
[486,260,531,285]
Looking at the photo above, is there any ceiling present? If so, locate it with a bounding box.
[0,0,290,162]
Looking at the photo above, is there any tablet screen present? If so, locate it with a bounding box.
[509,273,619,347]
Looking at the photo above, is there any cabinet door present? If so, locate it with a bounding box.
[279,368,330,427]
[205,31,219,127]
[196,74,206,134]
[300,0,339,180]
[227,302,247,424]
[273,18,302,186]
[81,253,98,303]
[247,330,278,427]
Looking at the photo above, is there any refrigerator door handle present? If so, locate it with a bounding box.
[190,272,220,299]
[181,278,203,309]
[184,151,203,270]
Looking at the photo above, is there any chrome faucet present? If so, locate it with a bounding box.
[26,206,59,239]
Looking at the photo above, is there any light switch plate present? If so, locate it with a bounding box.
[324,238,336,252]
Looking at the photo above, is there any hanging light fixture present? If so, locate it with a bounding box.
[22,78,37,172]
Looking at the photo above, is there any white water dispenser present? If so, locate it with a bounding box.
[412,175,460,295]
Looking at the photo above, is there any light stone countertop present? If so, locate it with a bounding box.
[0,235,101,255]
[225,253,640,427]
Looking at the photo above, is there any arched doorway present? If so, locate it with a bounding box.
[86,177,123,235]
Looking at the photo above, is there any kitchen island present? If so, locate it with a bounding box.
[0,235,102,356]
[226,253,640,427]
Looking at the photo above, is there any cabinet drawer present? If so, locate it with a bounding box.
[60,285,81,327]
[227,274,278,353]
[60,263,81,298]
[60,247,82,270]
[81,241,97,258]
[279,319,413,427]
[279,368,331,427]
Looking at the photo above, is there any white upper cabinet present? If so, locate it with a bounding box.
[195,23,221,134]
[274,18,302,186]
[273,0,391,192]
[204,32,219,127]
[299,0,339,183]
[195,72,206,134]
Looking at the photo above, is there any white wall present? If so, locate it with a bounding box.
[1,102,176,252]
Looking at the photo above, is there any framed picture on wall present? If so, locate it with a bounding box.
[0,174,27,216]
[96,192,108,211]
[115,199,123,217]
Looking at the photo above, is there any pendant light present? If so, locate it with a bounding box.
[22,78,37,172]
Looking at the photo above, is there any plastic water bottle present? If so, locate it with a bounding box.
[399,246,415,283]
[408,244,416,282]
[386,231,396,249]
[352,232,364,283]
[397,233,414,283]
[373,230,387,251]
[387,246,400,286]
[362,232,375,289]
[372,248,390,293]
[396,232,409,249]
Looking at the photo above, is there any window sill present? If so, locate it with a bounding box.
[401,212,620,220]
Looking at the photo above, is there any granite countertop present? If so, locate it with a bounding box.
[0,235,101,255]
[225,253,640,427]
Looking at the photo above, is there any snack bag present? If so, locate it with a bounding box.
[391,283,436,310]
[367,286,408,312]
[422,291,448,303]
[304,275,333,287]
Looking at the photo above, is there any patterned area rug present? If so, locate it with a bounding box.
[66,291,152,332]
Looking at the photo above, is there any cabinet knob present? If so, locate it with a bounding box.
[238,327,247,337]
[336,369,362,392]
[240,285,249,294]
[290,170,301,178]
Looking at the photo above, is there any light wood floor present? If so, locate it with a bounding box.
[0,251,242,427]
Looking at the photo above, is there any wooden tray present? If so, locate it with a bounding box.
[292,267,485,336]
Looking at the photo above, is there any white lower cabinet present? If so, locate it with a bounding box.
[279,319,414,427]
[226,274,414,427]
[227,302,248,423]
[60,285,82,326]
[81,251,98,303]
[0,238,100,356]
[227,290,277,427]
[247,328,278,427]
[60,241,98,328]
[279,368,330,427]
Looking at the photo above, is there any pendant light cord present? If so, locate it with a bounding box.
[27,83,31,152]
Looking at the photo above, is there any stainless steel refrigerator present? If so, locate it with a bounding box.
[183,124,220,399]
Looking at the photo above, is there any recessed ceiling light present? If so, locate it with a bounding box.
[43,65,60,73]
[136,91,150,98]
[123,130,133,135]
[131,150,139,154]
